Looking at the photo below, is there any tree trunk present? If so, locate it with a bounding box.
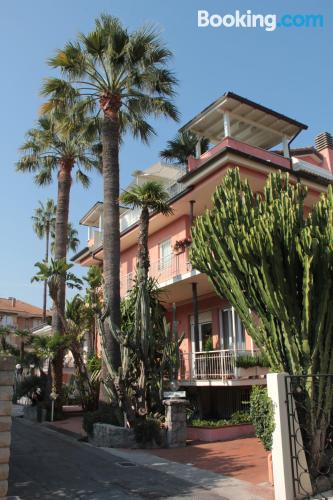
[137,207,150,280]
[100,100,121,384]
[52,161,72,410]
[43,223,50,323]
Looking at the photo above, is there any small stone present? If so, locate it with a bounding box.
[0,401,12,417]
[0,448,10,465]
[0,356,15,372]
[0,417,11,433]
[0,479,8,498]
[0,433,11,448]
[0,373,14,386]
[0,464,8,481]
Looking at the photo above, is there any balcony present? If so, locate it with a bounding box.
[88,229,103,249]
[86,180,186,249]
[120,251,193,296]
[119,181,185,233]
[179,350,267,385]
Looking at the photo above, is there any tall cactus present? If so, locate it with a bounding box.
[191,168,333,469]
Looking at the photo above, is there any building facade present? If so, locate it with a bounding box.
[73,92,333,418]
[0,297,50,350]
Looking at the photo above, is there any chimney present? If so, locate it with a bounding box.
[315,132,333,172]
[9,297,16,307]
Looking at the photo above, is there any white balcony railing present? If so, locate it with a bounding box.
[120,251,192,296]
[179,350,263,381]
[89,229,103,248]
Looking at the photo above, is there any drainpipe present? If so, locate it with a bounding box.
[90,251,103,264]
[191,283,199,353]
[288,128,303,182]
[189,200,195,227]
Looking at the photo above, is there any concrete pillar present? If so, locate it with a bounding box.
[267,372,312,500]
[0,355,15,499]
[163,399,188,448]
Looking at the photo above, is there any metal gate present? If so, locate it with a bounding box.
[285,375,333,499]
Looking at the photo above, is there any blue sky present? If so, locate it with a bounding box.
[0,0,332,308]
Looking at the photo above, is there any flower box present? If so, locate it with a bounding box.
[235,366,257,378]
[187,423,255,442]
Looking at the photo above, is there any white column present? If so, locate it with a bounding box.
[195,140,201,159]
[267,373,312,500]
[283,135,290,158]
[267,373,294,500]
[223,111,231,137]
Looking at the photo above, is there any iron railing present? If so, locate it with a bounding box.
[120,252,192,296]
[179,349,263,382]
[285,374,333,499]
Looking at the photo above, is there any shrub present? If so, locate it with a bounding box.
[83,406,124,435]
[190,411,251,428]
[16,375,47,404]
[87,354,101,373]
[249,386,275,451]
[134,417,163,446]
[235,354,270,369]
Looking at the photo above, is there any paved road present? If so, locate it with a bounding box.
[8,418,226,500]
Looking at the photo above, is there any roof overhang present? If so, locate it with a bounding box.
[80,202,103,227]
[180,91,308,150]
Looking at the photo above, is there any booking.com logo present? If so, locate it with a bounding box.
[198,10,324,32]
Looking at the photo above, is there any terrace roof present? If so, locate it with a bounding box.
[180,91,308,150]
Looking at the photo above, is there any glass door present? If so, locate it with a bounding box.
[159,238,172,270]
[220,307,245,351]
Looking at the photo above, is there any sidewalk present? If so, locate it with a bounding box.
[40,411,274,499]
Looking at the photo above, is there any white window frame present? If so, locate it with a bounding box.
[159,238,172,270]
[190,311,213,353]
[219,307,245,352]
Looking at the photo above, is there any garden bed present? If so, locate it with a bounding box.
[187,423,255,442]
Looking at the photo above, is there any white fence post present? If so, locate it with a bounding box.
[267,372,295,500]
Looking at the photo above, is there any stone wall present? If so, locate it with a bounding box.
[163,399,188,448]
[0,355,15,499]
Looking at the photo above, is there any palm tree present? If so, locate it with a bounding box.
[120,181,173,281]
[50,222,80,255]
[160,131,209,166]
[14,329,31,362]
[120,181,173,415]
[17,109,100,400]
[32,199,56,321]
[42,14,179,372]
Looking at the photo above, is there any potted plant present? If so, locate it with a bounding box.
[173,238,191,254]
[235,354,270,379]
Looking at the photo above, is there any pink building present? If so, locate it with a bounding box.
[73,92,333,418]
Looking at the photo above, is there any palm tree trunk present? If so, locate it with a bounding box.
[137,207,150,281]
[43,223,50,322]
[101,103,121,379]
[52,160,72,410]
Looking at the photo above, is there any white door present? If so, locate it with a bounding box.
[190,311,213,352]
[220,307,245,351]
[159,238,172,270]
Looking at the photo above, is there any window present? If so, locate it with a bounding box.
[0,315,15,327]
[159,239,172,270]
[191,311,213,352]
[220,307,245,351]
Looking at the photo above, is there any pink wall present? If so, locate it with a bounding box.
[120,214,190,279]
[168,295,253,355]
[188,137,290,172]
